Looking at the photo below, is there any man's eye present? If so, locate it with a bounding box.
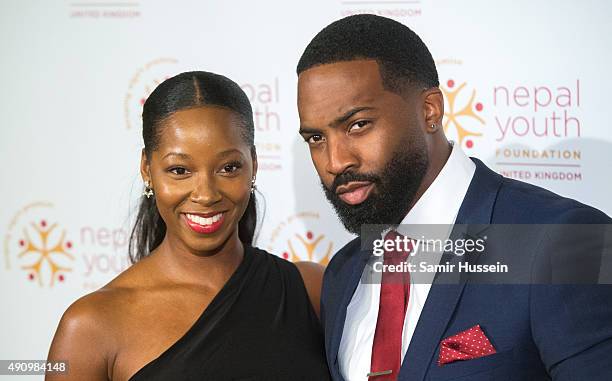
[169,167,189,175]
[307,135,325,144]
[349,120,370,132]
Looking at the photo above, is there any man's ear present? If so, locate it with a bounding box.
[140,149,150,183]
[422,87,444,132]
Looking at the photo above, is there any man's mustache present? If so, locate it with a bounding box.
[328,171,380,194]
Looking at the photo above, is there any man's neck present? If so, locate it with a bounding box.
[408,139,453,212]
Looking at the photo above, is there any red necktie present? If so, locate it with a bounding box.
[369,231,412,381]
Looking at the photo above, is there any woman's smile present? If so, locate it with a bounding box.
[182,212,225,234]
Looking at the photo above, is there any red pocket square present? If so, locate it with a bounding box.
[438,324,497,366]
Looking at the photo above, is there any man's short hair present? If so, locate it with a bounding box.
[297,14,439,93]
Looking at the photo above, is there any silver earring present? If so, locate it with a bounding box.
[430,123,438,132]
[250,177,256,194]
[143,180,154,199]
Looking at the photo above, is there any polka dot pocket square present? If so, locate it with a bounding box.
[438,324,497,366]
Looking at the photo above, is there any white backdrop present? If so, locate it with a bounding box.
[1,1,611,378]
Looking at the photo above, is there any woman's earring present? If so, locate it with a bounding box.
[429,123,439,132]
[250,177,257,194]
[143,180,154,199]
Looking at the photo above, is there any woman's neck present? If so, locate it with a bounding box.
[149,232,244,289]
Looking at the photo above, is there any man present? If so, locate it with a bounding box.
[296,14,612,381]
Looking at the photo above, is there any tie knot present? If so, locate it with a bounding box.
[382,230,413,262]
[383,230,400,242]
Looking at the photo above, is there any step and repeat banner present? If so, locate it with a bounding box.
[1,0,611,374]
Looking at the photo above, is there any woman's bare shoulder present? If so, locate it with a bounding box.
[46,289,119,380]
[46,259,156,380]
[68,257,155,317]
[293,261,325,319]
[53,267,144,346]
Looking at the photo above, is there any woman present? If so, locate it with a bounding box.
[47,71,330,380]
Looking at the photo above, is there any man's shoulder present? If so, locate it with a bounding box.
[493,176,610,223]
[469,159,610,223]
[326,236,361,273]
[321,236,361,310]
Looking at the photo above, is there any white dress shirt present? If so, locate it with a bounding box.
[338,143,476,381]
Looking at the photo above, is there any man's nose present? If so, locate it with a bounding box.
[325,137,358,176]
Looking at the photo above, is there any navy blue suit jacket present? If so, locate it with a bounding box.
[321,158,612,381]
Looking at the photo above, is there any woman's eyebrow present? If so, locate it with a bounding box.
[216,148,245,158]
[162,152,192,160]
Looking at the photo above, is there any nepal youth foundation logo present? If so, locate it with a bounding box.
[124,58,179,130]
[266,212,334,266]
[441,79,485,150]
[283,230,332,266]
[3,202,75,287]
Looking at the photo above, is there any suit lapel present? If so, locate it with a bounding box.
[398,158,503,381]
[329,245,372,380]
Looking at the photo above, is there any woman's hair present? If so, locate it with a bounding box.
[128,71,256,263]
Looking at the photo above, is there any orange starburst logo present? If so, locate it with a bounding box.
[17,219,74,287]
[441,79,485,149]
[282,230,332,266]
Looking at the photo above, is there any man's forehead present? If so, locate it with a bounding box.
[298,60,386,112]
[298,59,382,88]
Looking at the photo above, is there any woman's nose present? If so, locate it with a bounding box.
[189,175,222,206]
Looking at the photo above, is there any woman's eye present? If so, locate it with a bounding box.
[169,167,189,175]
[307,135,325,144]
[349,120,370,132]
[221,162,242,173]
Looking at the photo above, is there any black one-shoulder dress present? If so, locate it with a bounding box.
[129,245,331,381]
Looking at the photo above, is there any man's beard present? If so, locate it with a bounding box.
[322,144,429,235]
